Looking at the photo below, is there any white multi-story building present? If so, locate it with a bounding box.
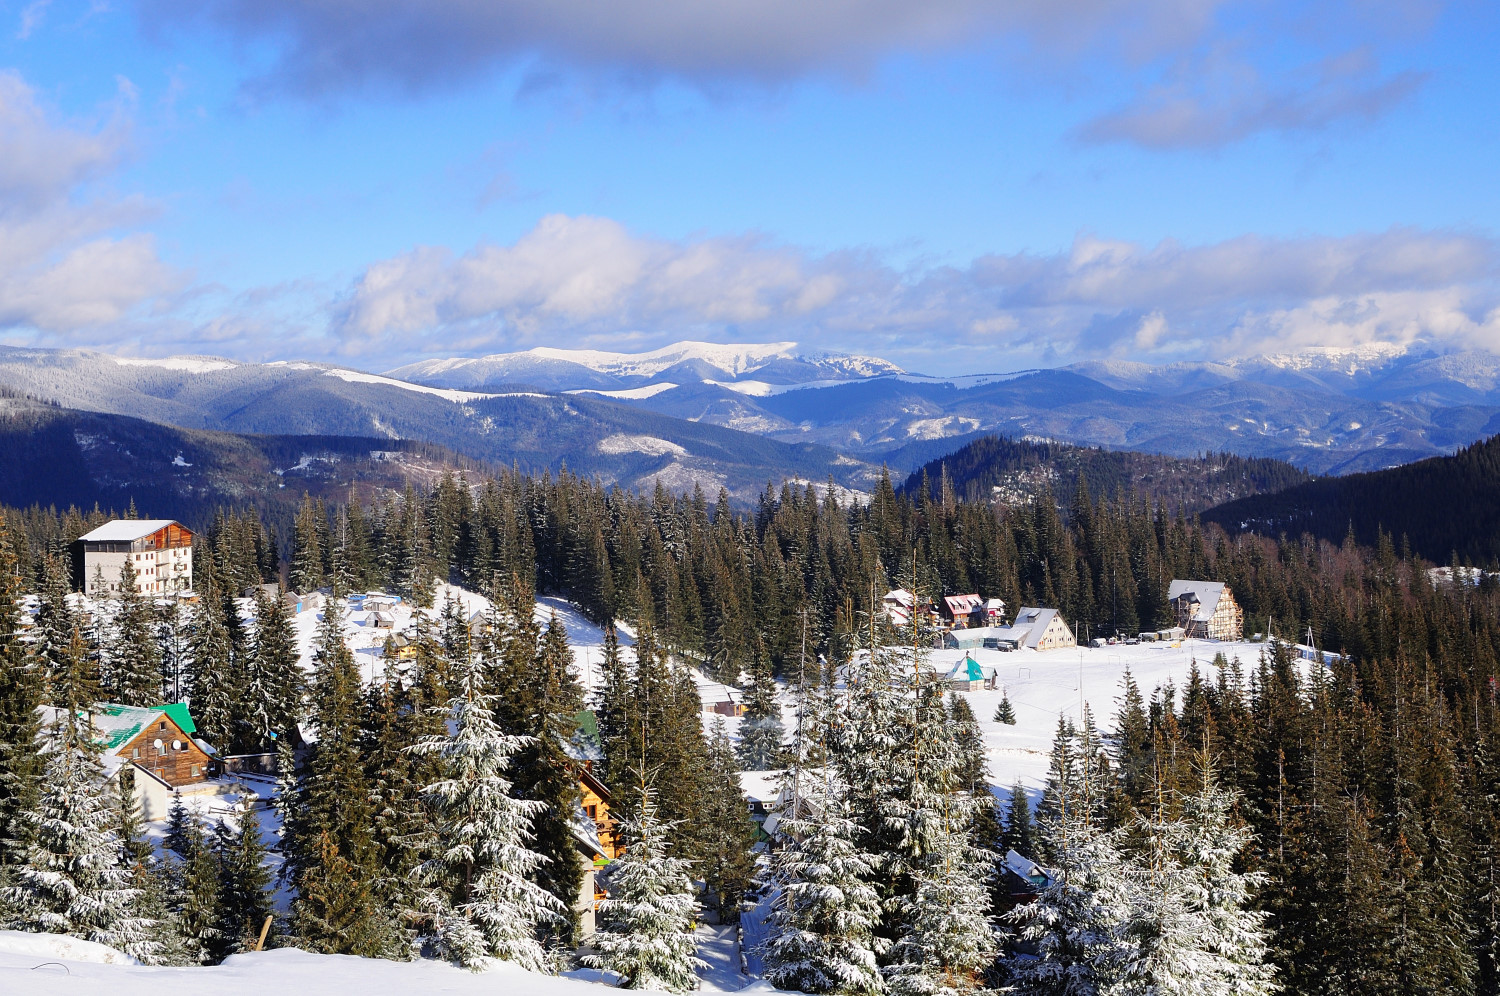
[79,519,195,596]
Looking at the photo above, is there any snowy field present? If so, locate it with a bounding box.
[0,937,775,996]
[931,637,1272,797]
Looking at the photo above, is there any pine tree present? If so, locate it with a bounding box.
[1,690,154,959]
[163,797,225,964]
[762,780,884,995]
[584,781,704,992]
[994,694,1017,726]
[406,662,562,971]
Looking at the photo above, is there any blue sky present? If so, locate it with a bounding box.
[0,0,1496,374]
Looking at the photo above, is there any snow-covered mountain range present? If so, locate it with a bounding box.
[1,339,1497,481]
[387,340,903,392]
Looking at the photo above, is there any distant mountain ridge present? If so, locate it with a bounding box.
[1202,432,1500,565]
[0,345,880,503]
[390,338,1495,475]
[3,339,1498,486]
[387,340,904,391]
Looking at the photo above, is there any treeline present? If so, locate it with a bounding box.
[5,457,1500,688]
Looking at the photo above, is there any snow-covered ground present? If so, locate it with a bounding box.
[930,637,1271,796]
[0,941,781,996]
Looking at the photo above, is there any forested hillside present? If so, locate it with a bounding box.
[1205,431,1500,564]
[902,434,1312,514]
[5,452,1500,992]
[0,390,491,537]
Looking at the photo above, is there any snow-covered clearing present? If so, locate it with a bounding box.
[927,637,1272,797]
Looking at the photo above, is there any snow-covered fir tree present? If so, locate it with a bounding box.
[885,821,997,996]
[762,778,885,995]
[584,780,704,992]
[1,677,156,961]
[1004,813,1132,996]
[736,643,786,771]
[406,661,562,972]
[104,560,164,706]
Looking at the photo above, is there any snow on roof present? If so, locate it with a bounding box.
[943,655,991,683]
[78,519,183,542]
[1004,849,1053,889]
[1168,580,1228,622]
[882,589,915,607]
[944,594,983,615]
[738,769,786,804]
[1010,607,1063,648]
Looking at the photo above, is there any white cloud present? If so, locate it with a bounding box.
[0,72,182,335]
[335,215,1500,368]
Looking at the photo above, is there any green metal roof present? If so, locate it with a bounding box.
[88,702,197,753]
[158,702,197,736]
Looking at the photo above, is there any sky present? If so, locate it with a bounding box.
[0,0,1496,374]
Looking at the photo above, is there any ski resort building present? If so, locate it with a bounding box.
[1008,607,1077,650]
[38,702,220,820]
[1168,580,1244,641]
[78,519,194,596]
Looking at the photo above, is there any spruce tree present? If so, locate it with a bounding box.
[185,571,237,749]
[0,511,43,870]
[285,591,396,956]
[701,718,756,922]
[584,782,704,992]
[885,820,997,996]
[106,560,164,706]
[406,662,562,971]
[1,678,154,960]
[737,643,786,771]
[762,779,884,995]
[215,794,275,954]
[1004,815,1131,996]
[994,694,1017,726]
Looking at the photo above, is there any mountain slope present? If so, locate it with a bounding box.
[1202,433,1500,563]
[0,347,879,501]
[0,391,489,528]
[902,435,1313,515]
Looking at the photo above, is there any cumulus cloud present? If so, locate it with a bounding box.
[0,72,182,336]
[335,215,1500,368]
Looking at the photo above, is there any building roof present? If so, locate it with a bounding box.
[78,519,185,543]
[1011,607,1066,648]
[37,701,200,776]
[1167,580,1228,622]
[944,594,983,616]
[737,769,786,805]
[942,655,990,683]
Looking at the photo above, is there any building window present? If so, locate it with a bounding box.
[191,766,200,778]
